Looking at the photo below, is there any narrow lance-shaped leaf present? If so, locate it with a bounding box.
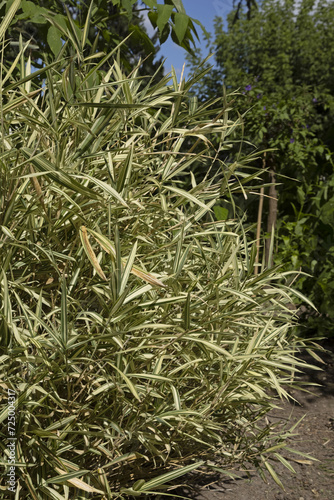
[138,461,205,491]
[165,184,212,211]
[80,226,107,281]
[82,174,129,207]
[117,145,133,192]
[61,278,68,346]
[49,469,104,494]
[183,291,190,330]
[119,240,137,295]
[82,0,94,49]
[130,265,167,288]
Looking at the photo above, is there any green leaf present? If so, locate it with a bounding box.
[320,197,334,227]
[213,206,229,220]
[273,453,296,474]
[138,461,204,491]
[40,486,67,500]
[183,292,190,329]
[263,460,284,489]
[119,240,138,295]
[165,185,211,211]
[122,0,136,19]
[47,469,103,493]
[20,0,49,23]
[108,363,141,401]
[173,12,189,44]
[129,24,155,54]
[61,278,68,347]
[82,0,94,49]
[53,13,68,33]
[171,385,181,410]
[159,22,171,44]
[83,174,129,207]
[117,145,133,192]
[47,26,63,56]
[148,10,158,29]
[165,0,186,13]
[156,4,174,35]
[142,0,158,7]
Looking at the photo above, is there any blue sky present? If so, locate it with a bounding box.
[144,0,235,79]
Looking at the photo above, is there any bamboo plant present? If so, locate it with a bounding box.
[0,5,321,499]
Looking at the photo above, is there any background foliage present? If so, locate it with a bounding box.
[187,0,334,335]
[2,0,204,74]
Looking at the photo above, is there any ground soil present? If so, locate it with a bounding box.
[169,341,334,500]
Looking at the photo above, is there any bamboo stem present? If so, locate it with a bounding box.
[255,186,264,275]
[255,153,266,275]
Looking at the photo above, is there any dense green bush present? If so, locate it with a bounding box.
[0,7,319,499]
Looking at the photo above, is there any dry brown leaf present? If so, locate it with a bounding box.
[131,267,167,288]
[290,458,314,465]
[80,226,107,281]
